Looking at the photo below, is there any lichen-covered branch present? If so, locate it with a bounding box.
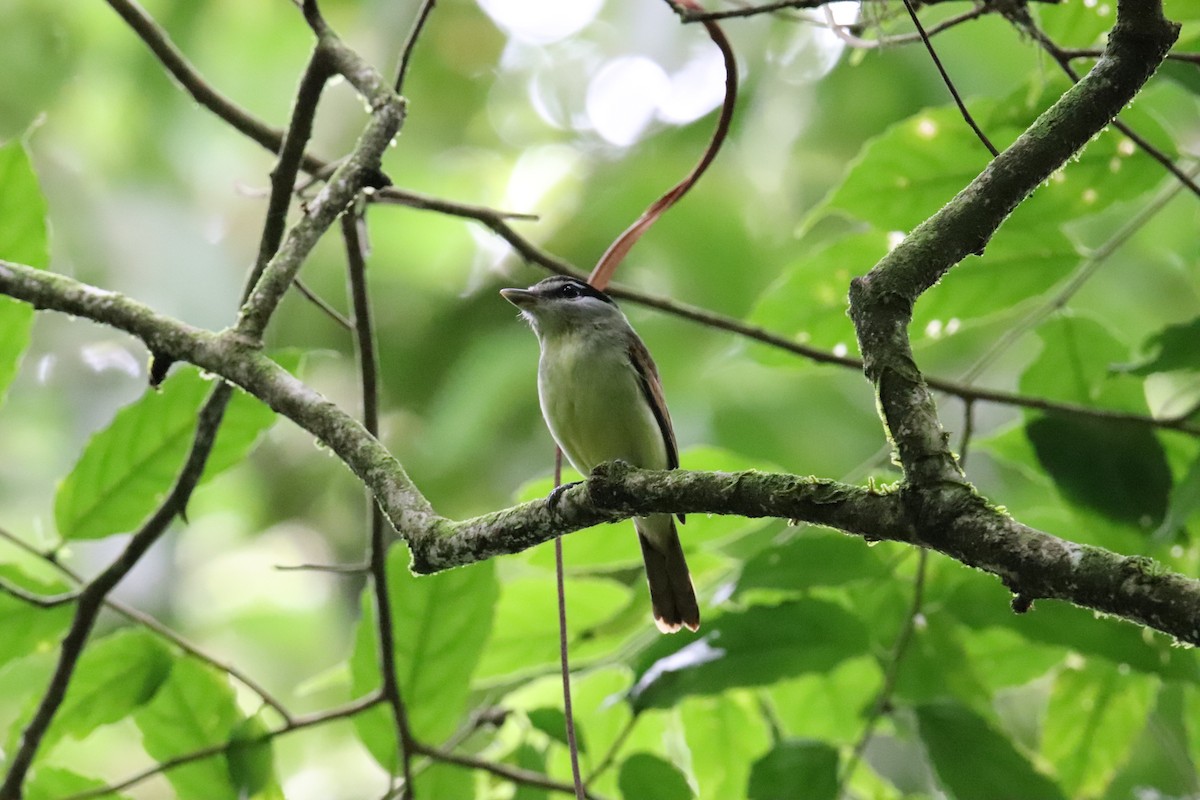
[2,260,1199,645]
[234,14,406,341]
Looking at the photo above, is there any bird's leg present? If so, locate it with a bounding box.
[546,480,583,510]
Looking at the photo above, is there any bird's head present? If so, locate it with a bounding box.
[500,275,623,338]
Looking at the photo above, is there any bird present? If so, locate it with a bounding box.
[501,274,699,633]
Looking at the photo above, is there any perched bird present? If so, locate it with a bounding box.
[501,275,699,633]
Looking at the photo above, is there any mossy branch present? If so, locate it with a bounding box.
[848,0,1180,487]
[2,259,1199,645]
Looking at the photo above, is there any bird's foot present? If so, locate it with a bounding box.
[546,480,583,510]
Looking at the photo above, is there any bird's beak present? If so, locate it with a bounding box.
[500,287,537,308]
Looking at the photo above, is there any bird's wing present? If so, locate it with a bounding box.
[628,336,685,524]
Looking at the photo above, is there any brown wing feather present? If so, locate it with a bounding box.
[628,338,685,524]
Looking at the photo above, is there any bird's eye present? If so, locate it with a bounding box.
[558,284,580,299]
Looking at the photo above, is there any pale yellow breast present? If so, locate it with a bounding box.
[537,332,668,475]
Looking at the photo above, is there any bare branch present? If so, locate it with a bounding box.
[343,211,418,794]
[899,0,998,157]
[394,0,437,95]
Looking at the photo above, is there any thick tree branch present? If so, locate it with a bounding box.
[0,385,231,800]
[848,0,1180,486]
[1,261,1199,646]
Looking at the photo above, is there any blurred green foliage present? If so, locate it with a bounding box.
[0,0,1198,798]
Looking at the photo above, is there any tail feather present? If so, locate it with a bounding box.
[635,515,700,633]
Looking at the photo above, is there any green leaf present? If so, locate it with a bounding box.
[350,544,497,769]
[748,232,881,355]
[682,694,771,799]
[0,565,72,671]
[1025,413,1170,529]
[477,575,630,682]
[910,224,1077,340]
[1035,0,1115,49]
[1115,316,1200,376]
[1103,683,1200,798]
[747,740,839,800]
[133,656,242,800]
[767,657,882,742]
[1185,687,1200,785]
[945,575,1199,684]
[630,599,870,711]
[0,140,48,409]
[916,700,1065,800]
[1019,315,1140,408]
[1155,450,1200,540]
[513,743,550,800]
[44,628,172,749]
[228,712,279,799]
[1040,661,1155,797]
[822,105,997,232]
[619,752,693,800]
[26,767,133,800]
[418,763,477,798]
[54,359,292,540]
[1144,370,1200,421]
[528,707,587,754]
[737,529,889,595]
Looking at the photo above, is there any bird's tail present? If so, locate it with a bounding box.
[635,514,700,633]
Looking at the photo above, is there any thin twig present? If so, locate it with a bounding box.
[410,742,609,800]
[824,3,990,49]
[583,714,637,786]
[0,524,294,721]
[1060,46,1200,65]
[394,0,437,95]
[552,450,587,799]
[107,0,543,233]
[670,0,828,22]
[957,400,975,467]
[899,0,998,157]
[102,0,324,172]
[344,210,418,796]
[295,277,354,329]
[0,578,76,608]
[242,46,335,316]
[275,560,371,574]
[60,692,385,800]
[836,549,928,798]
[592,0,738,288]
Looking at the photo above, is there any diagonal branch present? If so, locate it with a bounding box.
[848,0,1180,486]
[1,9,408,796]
[0,389,231,800]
